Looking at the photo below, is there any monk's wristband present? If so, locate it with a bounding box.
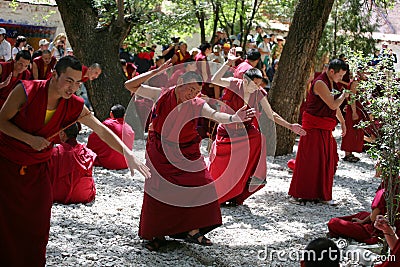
[229,115,233,122]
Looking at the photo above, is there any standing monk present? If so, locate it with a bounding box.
[0,56,150,267]
[209,51,305,206]
[0,50,31,108]
[125,63,255,251]
[288,59,348,205]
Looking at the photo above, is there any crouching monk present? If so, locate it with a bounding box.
[125,62,256,251]
[49,122,97,204]
[0,56,150,267]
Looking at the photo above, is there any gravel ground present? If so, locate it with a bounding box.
[46,126,381,267]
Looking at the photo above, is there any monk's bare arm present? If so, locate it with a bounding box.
[314,80,349,110]
[124,59,171,94]
[336,108,346,137]
[134,85,162,102]
[78,106,150,178]
[260,96,306,136]
[211,53,238,87]
[32,62,39,80]
[201,102,255,124]
[0,84,51,150]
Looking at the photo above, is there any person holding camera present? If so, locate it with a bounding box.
[162,36,180,61]
[51,33,68,61]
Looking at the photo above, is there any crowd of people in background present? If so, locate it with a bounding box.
[1,23,400,267]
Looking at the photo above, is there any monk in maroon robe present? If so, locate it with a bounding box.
[289,59,349,204]
[328,187,400,244]
[374,215,400,267]
[88,104,135,170]
[0,50,31,108]
[49,123,97,204]
[233,48,261,79]
[0,56,150,266]
[341,76,369,162]
[32,49,57,80]
[125,64,255,251]
[209,54,305,206]
[81,63,102,83]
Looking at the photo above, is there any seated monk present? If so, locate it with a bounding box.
[328,185,400,244]
[49,122,97,204]
[374,215,400,267]
[87,104,135,170]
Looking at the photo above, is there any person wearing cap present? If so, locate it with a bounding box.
[32,38,50,60]
[32,49,57,80]
[258,34,271,69]
[271,35,285,61]
[0,50,31,108]
[0,28,11,62]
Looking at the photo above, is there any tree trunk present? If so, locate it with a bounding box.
[268,0,335,155]
[55,0,132,121]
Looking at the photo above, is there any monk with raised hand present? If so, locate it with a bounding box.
[209,48,306,206]
[125,60,255,251]
[0,55,149,267]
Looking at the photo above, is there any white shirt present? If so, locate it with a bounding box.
[0,39,12,61]
[258,41,271,62]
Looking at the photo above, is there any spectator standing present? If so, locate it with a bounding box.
[32,39,50,60]
[11,36,27,60]
[0,28,11,62]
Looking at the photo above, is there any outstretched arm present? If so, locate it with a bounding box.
[259,96,306,136]
[211,48,240,88]
[201,103,255,124]
[78,106,150,179]
[125,59,171,94]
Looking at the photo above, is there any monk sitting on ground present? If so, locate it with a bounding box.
[327,185,400,244]
[87,104,135,170]
[49,122,96,204]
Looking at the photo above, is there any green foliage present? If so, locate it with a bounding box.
[317,0,378,63]
[345,45,400,227]
[257,0,297,22]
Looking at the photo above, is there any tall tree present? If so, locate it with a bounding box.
[268,0,335,155]
[55,0,135,120]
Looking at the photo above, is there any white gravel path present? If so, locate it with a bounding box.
[46,126,381,266]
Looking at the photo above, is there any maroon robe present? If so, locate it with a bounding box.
[33,55,57,80]
[81,65,89,83]
[341,100,366,153]
[49,139,96,204]
[288,72,339,201]
[139,88,222,240]
[208,80,268,205]
[0,79,84,266]
[233,60,253,79]
[0,61,31,108]
[328,188,400,244]
[376,239,400,267]
[87,117,135,170]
